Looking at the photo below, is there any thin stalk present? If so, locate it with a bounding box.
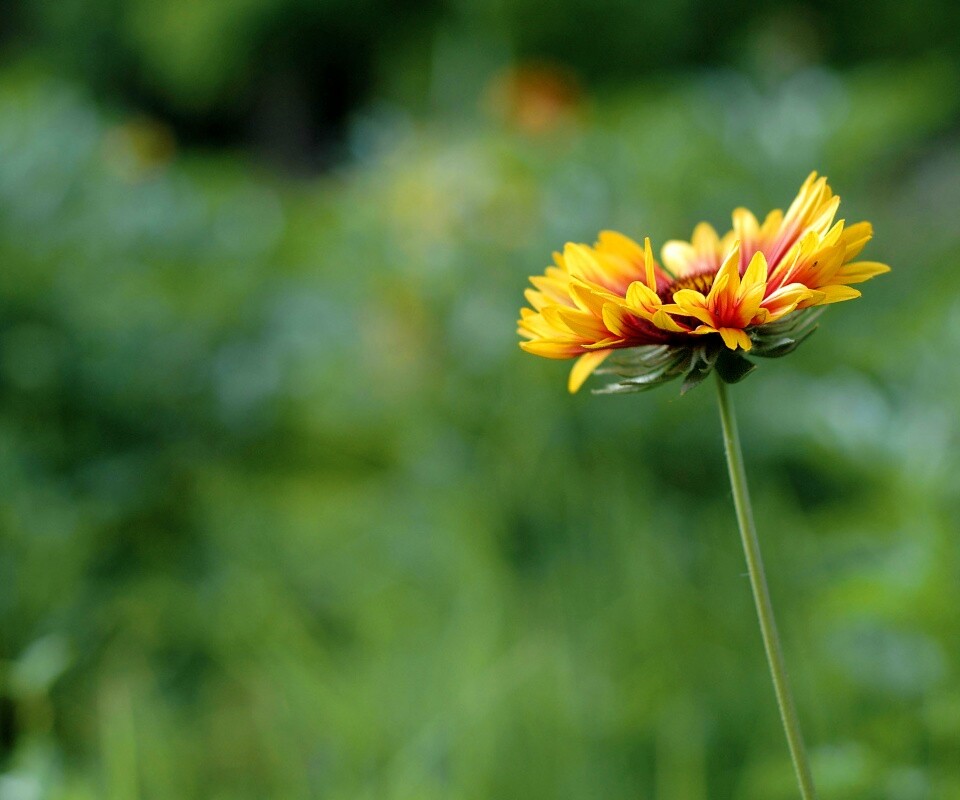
[714,374,818,800]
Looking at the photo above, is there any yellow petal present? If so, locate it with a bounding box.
[601,304,630,337]
[661,240,697,276]
[626,281,660,309]
[762,283,821,320]
[520,340,582,358]
[691,324,718,336]
[597,230,645,263]
[568,350,611,393]
[669,289,715,327]
[737,251,769,315]
[518,310,559,337]
[568,280,609,315]
[541,305,576,334]
[815,285,862,304]
[719,228,738,256]
[707,244,740,304]
[530,274,573,305]
[692,222,721,254]
[568,244,595,277]
[732,208,760,244]
[758,209,784,241]
[644,237,657,291]
[836,260,891,284]
[524,288,547,311]
[651,308,688,333]
[806,243,845,286]
[840,221,873,260]
[741,250,768,288]
[807,194,841,235]
[782,172,822,225]
[554,307,607,338]
[823,218,845,248]
[718,327,751,350]
[581,337,624,350]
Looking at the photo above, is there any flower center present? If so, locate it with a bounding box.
[658,269,715,301]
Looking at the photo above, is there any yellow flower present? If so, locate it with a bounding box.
[518,173,890,393]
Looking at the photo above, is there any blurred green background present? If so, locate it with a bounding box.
[1,1,959,798]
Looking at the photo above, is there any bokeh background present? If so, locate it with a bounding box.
[1,1,959,798]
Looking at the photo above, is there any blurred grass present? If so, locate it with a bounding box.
[1,55,960,799]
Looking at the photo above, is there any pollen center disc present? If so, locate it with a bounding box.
[659,269,716,301]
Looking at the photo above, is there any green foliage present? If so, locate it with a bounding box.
[8,0,960,150]
[1,58,960,799]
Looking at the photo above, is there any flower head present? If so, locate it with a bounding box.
[517,173,889,393]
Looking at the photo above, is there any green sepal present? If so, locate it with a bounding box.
[676,345,712,394]
[715,349,757,384]
[594,375,673,394]
[680,363,712,394]
[751,327,817,358]
[593,307,827,396]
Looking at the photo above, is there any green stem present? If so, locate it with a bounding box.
[714,374,818,800]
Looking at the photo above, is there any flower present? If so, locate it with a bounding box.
[517,173,890,393]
